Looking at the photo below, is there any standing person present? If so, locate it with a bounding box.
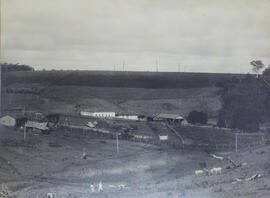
[98,181,103,192]
[90,183,95,193]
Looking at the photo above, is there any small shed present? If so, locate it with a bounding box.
[25,121,49,133]
[0,115,16,127]
[153,113,185,123]
[0,115,27,128]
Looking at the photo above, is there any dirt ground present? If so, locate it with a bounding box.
[0,126,269,198]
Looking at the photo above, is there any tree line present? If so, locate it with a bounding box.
[217,60,270,132]
[0,63,34,72]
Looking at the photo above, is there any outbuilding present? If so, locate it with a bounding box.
[25,121,49,133]
[0,115,27,128]
[153,113,185,123]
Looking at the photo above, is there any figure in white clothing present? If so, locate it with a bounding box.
[98,181,103,192]
[90,183,95,193]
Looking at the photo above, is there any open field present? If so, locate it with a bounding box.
[0,126,269,198]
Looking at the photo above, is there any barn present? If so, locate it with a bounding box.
[153,113,185,123]
[0,115,27,128]
[25,121,49,133]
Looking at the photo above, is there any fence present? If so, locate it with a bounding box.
[58,123,267,152]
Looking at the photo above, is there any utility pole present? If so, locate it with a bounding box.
[235,134,238,153]
[113,65,116,72]
[122,61,125,71]
[116,133,119,155]
[23,105,26,116]
[156,59,158,72]
[0,64,2,117]
[24,126,26,141]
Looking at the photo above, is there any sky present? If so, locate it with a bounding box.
[1,0,270,73]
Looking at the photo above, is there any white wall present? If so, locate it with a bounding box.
[80,111,115,118]
[116,115,138,120]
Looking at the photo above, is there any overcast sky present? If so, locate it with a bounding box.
[1,0,270,73]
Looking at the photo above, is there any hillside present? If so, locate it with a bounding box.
[0,126,269,198]
[2,70,245,116]
[5,70,245,88]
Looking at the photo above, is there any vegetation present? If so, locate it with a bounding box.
[0,63,34,72]
[217,60,270,132]
[5,70,244,89]
[187,111,208,124]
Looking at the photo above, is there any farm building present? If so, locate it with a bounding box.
[0,115,27,128]
[80,111,115,118]
[153,113,185,123]
[116,114,139,121]
[25,121,49,133]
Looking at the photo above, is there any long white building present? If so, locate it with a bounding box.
[80,111,116,118]
[115,114,139,121]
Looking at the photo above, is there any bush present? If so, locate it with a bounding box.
[187,111,208,124]
[231,107,260,132]
[263,67,270,76]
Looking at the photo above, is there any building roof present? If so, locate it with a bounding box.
[25,121,49,130]
[116,113,139,116]
[155,113,184,120]
[1,114,26,119]
[0,115,15,120]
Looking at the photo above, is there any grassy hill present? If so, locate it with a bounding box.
[5,70,245,88]
[3,70,246,116]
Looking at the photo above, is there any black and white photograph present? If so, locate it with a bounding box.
[0,0,270,197]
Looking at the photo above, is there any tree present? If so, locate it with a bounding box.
[217,67,270,132]
[262,66,270,76]
[187,111,208,125]
[231,107,260,132]
[0,63,34,72]
[250,60,264,77]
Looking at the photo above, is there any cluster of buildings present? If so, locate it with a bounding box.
[0,112,59,133]
[80,111,187,123]
[0,110,187,133]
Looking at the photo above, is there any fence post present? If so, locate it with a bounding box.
[235,133,238,153]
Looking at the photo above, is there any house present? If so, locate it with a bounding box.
[115,114,139,121]
[80,111,115,118]
[25,121,49,133]
[153,113,185,123]
[0,115,27,128]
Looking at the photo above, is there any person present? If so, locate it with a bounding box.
[90,183,95,193]
[98,181,103,192]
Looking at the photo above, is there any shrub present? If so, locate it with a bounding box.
[187,111,208,124]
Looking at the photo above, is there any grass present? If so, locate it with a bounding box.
[5,70,245,89]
